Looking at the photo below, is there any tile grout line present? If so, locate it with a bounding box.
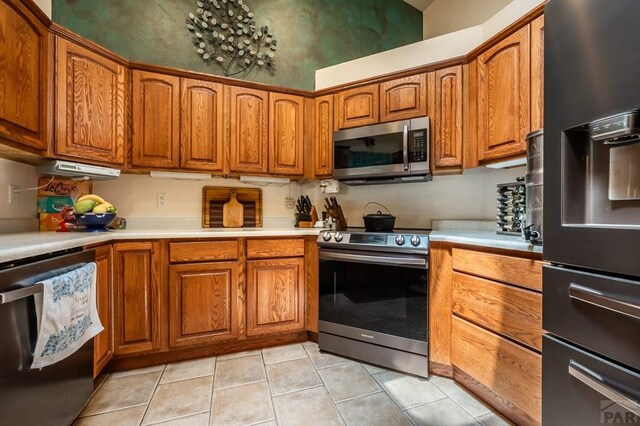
[138,365,166,426]
[429,377,493,420]
[260,348,279,426]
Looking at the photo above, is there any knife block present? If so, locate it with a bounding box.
[297,206,319,228]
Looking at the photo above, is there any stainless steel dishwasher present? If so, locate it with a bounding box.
[0,249,95,426]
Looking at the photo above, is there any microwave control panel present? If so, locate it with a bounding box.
[409,130,428,162]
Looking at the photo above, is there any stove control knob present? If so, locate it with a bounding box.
[334,232,344,242]
[410,236,421,247]
[395,235,406,246]
[322,232,332,242]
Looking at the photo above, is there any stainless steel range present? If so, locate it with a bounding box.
[317,229,429,378]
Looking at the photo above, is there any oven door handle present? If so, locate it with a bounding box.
[402,125,409,171]
[568,283,640,320]
[568,360,640,416]
[319,250,428,269]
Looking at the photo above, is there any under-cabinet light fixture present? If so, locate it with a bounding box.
[239,175,291,186]
[149,171,212,180]
[485,157,527,169]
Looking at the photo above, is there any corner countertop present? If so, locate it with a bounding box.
[429,230,543,254]
[0,228,322,264]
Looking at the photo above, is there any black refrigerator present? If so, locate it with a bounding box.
[544,1,640,424]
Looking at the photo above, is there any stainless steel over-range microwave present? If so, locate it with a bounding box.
[332,117,431,185]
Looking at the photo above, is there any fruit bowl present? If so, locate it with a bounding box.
[75,213,117,232]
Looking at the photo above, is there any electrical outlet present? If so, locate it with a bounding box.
[157,192,167,208]
[285,196,296,209]
[8,185,19,204]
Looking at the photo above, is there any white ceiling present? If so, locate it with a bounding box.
[403,0,435,11]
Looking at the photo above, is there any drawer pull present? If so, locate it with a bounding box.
[568,283,640,320]
[568,360,640,416]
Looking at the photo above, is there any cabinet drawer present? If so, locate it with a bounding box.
[543,335,640,426]
[452,248,542,291]
[543,265,640,371]
[453,272,542,351]
[452,316,541,425]
[169,240,239,263]
[247,239,304,259]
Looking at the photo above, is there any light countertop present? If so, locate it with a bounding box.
[0,226,542,264]
[0,228,322,264]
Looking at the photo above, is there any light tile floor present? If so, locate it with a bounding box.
[75,342,512,426]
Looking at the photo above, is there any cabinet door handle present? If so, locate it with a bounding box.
[568,283,640,320]
[568,360,640,416]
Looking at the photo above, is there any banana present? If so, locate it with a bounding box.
[92,202,113,214]
[77,194,106,204]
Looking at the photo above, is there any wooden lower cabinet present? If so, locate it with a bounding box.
[246,257,305,336]
[452,317,541,425]
[169,262,240,348]
[113,242,162,355]
[94,245,113,377]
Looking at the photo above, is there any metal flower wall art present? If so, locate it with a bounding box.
[186,0,277,77]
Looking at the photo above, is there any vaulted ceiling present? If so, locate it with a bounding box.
[403,0,435,11]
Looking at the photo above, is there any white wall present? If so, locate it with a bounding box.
[422,0,512,39]
[312,167,525,229]
[0,158,39,233]
[315,0,542,89]
[93,174,309,229]
[33,0,51,17]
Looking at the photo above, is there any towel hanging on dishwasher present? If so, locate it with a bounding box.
[31,262,103,369]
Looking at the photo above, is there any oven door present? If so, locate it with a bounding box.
[318,249,428,355]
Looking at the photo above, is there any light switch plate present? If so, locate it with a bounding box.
[285,196,296,209]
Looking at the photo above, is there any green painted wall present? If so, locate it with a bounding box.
[52,0,422,91]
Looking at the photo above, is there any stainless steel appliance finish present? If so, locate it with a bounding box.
[318,229,430,378]
[544,1,640,424]
[0,249,95,426]
[522,129,543,244]
[332,117,431,185]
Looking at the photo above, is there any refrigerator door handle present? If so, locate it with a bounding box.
[568,283,640,320]
[568,360,640,416]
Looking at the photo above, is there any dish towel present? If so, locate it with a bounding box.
[31,262,103,369]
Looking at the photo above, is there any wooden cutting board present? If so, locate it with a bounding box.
[223,192,244,228]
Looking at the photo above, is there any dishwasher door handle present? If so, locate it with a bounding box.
[0,284,43,304]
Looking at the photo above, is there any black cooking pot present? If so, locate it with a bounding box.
[362,202,396,232]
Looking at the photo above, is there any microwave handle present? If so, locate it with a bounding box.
[403,125,409,171]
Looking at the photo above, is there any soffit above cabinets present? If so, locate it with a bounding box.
[403,0,435,11]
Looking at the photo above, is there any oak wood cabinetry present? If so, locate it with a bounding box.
[476,25,531,163]
[429,66,464,172]
[246,238,306,336]
[180,78,224,172]
[313,95,334,177]
[335,84,379,129]
[169,262,240,348]
[113,242,162,355]
[0,0,52,152]
[131,71,180,168]
[379,74,427,122]
[55,38,126,165]
[228,86,269,174]
[94,245,113,377]
[269,93,304,175]
[429,243,543,425]
[530,15,544,131]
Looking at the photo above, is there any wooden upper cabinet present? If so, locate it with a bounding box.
[132,71,180,168]
[335,84,379,129]
[430,66,463,172]
[180,78,224,172]
[55,38,126,165]
[113,242,162,355]
[246,257,305,336]
[169,262,240,348]
[269,93,304,175]
[228,86,268,174]
[477,25,530,163]
[380,74,427,122]
[94,245,113,378]
[531,15,544,132]
[0,0,51,152]
[314,95,333,177]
